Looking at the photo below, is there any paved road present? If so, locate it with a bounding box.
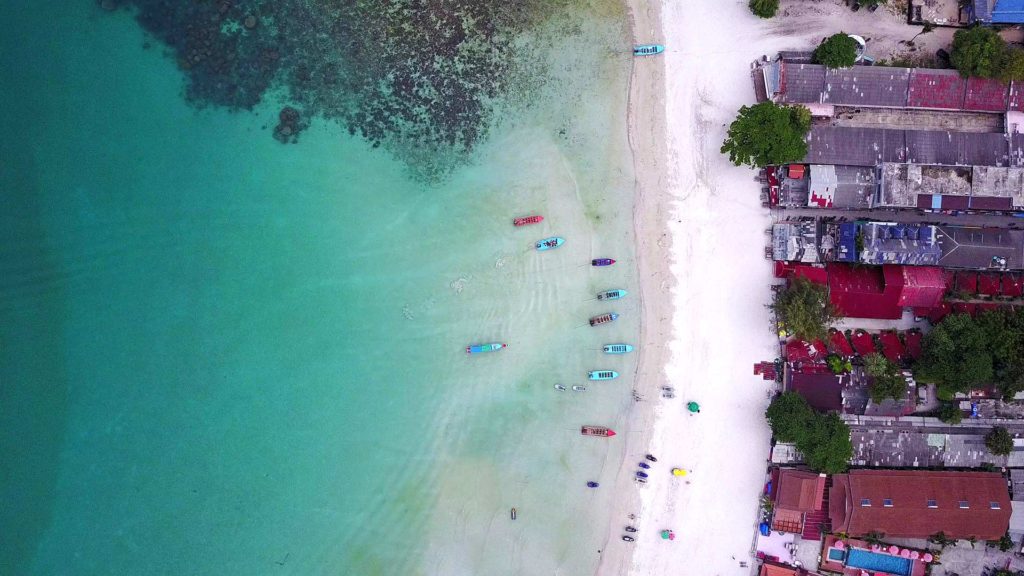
[774,207,1024,228]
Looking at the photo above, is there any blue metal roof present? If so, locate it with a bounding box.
[993,0,1024,23]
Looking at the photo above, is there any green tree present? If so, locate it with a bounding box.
[766,392,816,443]
[721,102,811,168]
[951,25,1007,78]
[928,531,956,549]
[772,277,836,342]
[916,313,993,394]
[749,0,779,19]
[986,426,1014,456]
[802,412,853,474]
[937,402,964,424]
[999,47,1024,81]
[827,354,852,374]
[863,353,906,403]
[813,33,859,69]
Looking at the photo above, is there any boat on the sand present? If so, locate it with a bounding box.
[588,370,619,381]
[603,344,633,354]
[536,237,564,251]
[511,508,517,520]
[592,258,615,266]
[514,215,543,226]
[633,44,664,56]
[581,425,616,437]
[589,313,619,326]
[597,289,627,300]
[587,481,599,488]
[466,343,506,354]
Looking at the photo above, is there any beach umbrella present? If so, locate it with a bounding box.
[687,402,701,413]
[910,551,920,560]
[870,544,881,552]
[888,545,899,555]
[661,530,671,540]
[668,531,676,541]
[834,540,845,550]
[900,549,911,559]
[922,553,933,563]
[672,468,688,477]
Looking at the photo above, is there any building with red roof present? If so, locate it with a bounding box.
[776,263,947,319]
[771,469,828,535]
[829,470,1011,540]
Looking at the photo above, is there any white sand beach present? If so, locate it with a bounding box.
[599,1,953,574]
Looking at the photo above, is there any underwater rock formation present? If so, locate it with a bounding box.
[111,0,562,178]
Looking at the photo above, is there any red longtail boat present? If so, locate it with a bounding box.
[514,215,544,226]
[581,425,616,437]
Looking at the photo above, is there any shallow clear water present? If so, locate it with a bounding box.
[0,2,636,574]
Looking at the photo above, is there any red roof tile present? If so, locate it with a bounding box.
[777,469,827,512]
[1004,273,1024,298]
[955,272,979,294]
[952,302,977,315]
[964,77,1010,112]
[829,470,1011,540]
[907,69,966,109]
[828,329,855,357]
[850,329,877,356]
[904,330,924,359]
[788,371,844,412]
[978,273,1002,296]
[878,331,907,363]
[928,301,953,323]
[786,339,828,363]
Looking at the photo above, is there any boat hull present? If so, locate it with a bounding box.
[588,370,619,381]
[591,258,615,266]
[536,237,564,251]
[466,343,506,354]
[597,289,627,300]
[603,344,634,354]
[634,44,665,56]
[581,425,616,437]
[514,215,544,226]
[589,313,619,326]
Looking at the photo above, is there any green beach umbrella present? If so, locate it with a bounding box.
[661,530,671,540]
[687,402,700,413]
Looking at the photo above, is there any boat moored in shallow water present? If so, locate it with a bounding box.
[591,258,615,266]
[588,370,619,381]
[536,237,564,251]
[572,385,586,392]
[589,313,619,327]
[603,344,633,354]
[466,343,506,354]
[634,44,665,56]
[581,425,616,437]
[513,215,543,226]
[597,289,627,300]
[554,384,567,391]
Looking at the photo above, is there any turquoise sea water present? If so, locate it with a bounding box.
[1,3,636,574]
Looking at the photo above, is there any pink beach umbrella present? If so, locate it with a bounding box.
[910,551,920,560]
[922,553,933,563]
[900,549,911,559]
[835,540,845,550]
[870,544,881,552]
[888,545,899,555]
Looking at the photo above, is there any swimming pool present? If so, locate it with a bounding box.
[827,548,846,562]
[846,549,913,576]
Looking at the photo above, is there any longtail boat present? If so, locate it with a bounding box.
[589,313,619,327]
[603,344,634,354]
[514,215,544,226]
[581,425,616,437]
[466,343,506,354]
[592,258,616,266]
[633,44,664,56]
[588,370,619,381]
[597,289,627,300]
[536,237,564,251]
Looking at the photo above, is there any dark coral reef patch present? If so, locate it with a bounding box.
[108,0,563,177]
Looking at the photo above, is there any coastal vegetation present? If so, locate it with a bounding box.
[770,277,836,342]
[986,426,1014,456]
[748,0,779,19]
[813,33,858,69]
[862,353,905,403]
[916,310,1024,399]
[937,402,964,424]
[950,25,1024,81]
[721,102,811,168]
[766,392,853,474]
